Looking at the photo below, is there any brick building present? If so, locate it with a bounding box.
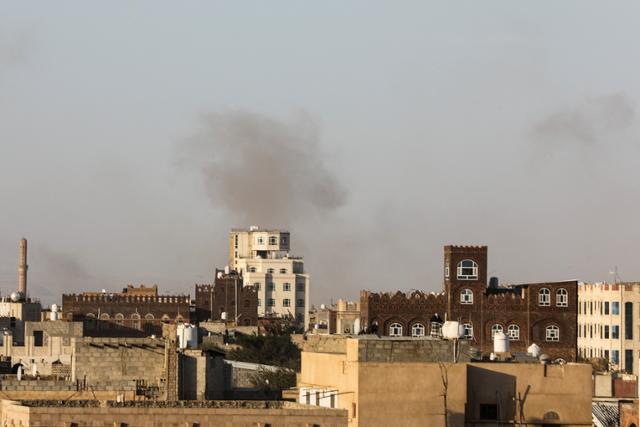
[194,270,258,326]
[62,285,192,337]
[360,245,578,361]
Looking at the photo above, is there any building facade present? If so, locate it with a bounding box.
[194,270,259,326]
[578,282,640,374]
[62,285,191,337]
[360,245,578,361]
[229,226,310,328]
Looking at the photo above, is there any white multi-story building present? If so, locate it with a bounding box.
[229,226,309,328]
[578,282,640,374]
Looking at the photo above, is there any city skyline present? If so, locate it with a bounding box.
[1,2,640,305]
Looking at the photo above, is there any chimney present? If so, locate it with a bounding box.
[18,238,27,295]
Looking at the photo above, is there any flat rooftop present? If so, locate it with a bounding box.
[17,400,323,409]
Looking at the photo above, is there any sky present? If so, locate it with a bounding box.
[1,2,639,305]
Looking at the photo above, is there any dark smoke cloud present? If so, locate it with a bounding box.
[179,111,347,225]
[531,93,636,146]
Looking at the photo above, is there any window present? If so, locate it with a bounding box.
[491,324,503,339]
[625,302,633,340]
[267,268,275,274]
[248,266,256,273]
[445,265,450,278]
[612,325,620,339]
[131,313,141,330]
[283,283,291,292]
[257,236,264,245]
[507,324,520,341]
[625,349,634,373]
[268,283,275,291]
[269,236,278,245]
[604,301,610,315]
[556,288,568,307]
[604,325,610,339]
[479,404,498,420]
[297,299,304,306]
[115,313,124,327]
[296,283,305,292]
[253,282,261,290]
[281,235,288,245]
[411,323,425,337]
[612,302,620,315]
[280,268,287,274]
[612,350,620,365]
[460,289,473,304]
[283,299,291,307]
[463,323,473,339]
[389,323,403,337]
[546,325,559,341]
[538,288,550,306]
[456,259,478,280]
[33,331,44,347]
[267,298,275,307]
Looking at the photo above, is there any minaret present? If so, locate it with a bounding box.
[18,238,27,295]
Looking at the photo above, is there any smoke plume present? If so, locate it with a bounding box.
[532,93,636,146]
[179,111,347,226]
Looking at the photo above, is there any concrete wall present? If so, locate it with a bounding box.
[0,399,348,427]
[73,337,166,386]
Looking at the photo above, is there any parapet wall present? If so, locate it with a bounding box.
[355,338,471,363]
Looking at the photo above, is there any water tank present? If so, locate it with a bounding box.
[51,304,59,313]
[353,318,361,334]
[527,343,541,358]
[224,265,230,274]
[10,292,22,302]
[442,321,463,339]
[216,272,222,279]
[221,312,228,321]
[50,311,59,321]
[493,331,509,353]
[177,323,198,349]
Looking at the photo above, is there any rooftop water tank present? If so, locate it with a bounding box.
[527,343,541,358]
[442,321,464,339]
[177,323,198,349]
[493,331,509,353]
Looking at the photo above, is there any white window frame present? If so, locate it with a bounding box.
[463,323,473,339]
[269,236,278,245]
[445,265,450,278]
[460,289,474,304]
[267,268,275,274]
[507,324,520,341]
[546,325,559,341]
[389,323,403,337]
[267,298,276,307]
[283,283,291,292]
[283,299,291,307]
[539,288,551,306]
[280,268,287,274]
[556,288,568,307]
[248,266,257,273]
[411,323,425,337]
[491,324,503,339]
[457,259,478,280]
[257,236,264,245]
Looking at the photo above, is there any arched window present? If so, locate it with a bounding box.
[463,323,473,339]
[556,288,568,307]
[280,268,287,274]
[131,313,141,330]
[248,266,257,273]
[114,313,124,328]
[539,288,551,306]
[507,324,520,341]
[144,314,154,334]
[411,323,425,337]
[389,323,403,337]
[457,260,478,280]
[267,268,275,274]
[546,325,560,341]
[491,324,503,339]
[84,313,96,330]
[460,289,474,304]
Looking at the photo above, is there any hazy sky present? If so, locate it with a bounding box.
[1,2,639,305]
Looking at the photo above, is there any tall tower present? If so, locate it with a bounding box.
[18,238,28,295]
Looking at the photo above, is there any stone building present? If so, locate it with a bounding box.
[62,285,191,337]
[578,281,640,374]
[229,226,310,327]
[298,335,592,427]
[194,269,258,325]
[360,245,578,361]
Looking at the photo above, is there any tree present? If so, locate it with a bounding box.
[249,367,296,391]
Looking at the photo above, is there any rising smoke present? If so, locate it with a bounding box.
[531,93,636,146]
[179,111,347,226]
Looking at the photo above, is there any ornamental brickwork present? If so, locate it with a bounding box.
[360,245,578,362]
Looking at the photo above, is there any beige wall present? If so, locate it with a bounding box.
[299,337,593,427]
